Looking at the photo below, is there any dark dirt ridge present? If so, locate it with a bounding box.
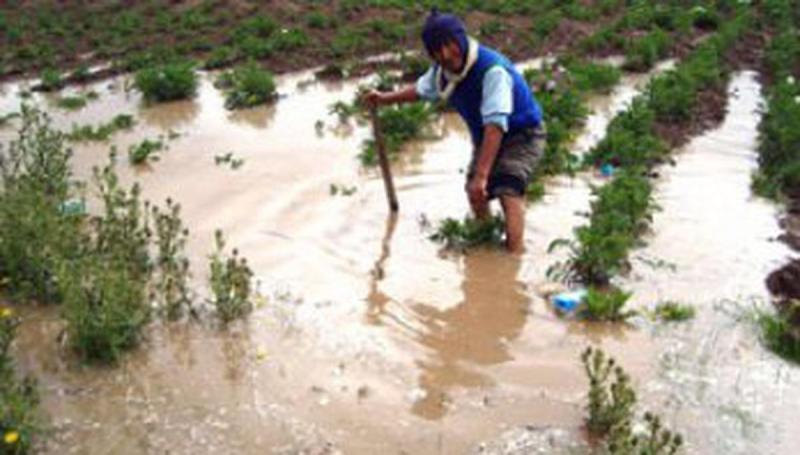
[0,0,618,87]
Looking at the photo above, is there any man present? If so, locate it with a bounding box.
[364,10,545,253]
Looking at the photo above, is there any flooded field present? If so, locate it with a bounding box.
[1,63,798,454]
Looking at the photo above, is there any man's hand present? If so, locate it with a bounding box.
[467,173,489,208]
[362,90,386,109]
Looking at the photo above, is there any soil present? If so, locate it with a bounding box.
[766,259,800,301]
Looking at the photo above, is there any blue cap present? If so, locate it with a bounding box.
[421,9,468,58]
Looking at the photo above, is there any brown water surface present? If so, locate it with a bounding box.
[1,65,797,454]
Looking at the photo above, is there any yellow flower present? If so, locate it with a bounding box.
[4,431,19,444]
[0,307,12,319]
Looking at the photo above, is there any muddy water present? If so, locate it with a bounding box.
[1,63,797,454]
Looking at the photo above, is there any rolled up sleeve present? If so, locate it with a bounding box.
[415,66,440,102]
[481,66,513,132]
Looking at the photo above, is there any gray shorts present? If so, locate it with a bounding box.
[467,124,546,198]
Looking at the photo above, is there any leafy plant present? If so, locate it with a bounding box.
[134,61,198,102]
[623,29,670,72]
[214,152,244,170]
[216,61,276,109]
[360,102,435,166]
[758,300,800,363]
[208,230,253,323]
[151,199,191,320]
[580,287,636,321]
[429,216,504,251]
[37,68,63,91]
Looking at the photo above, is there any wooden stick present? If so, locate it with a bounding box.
[369,105,399,212]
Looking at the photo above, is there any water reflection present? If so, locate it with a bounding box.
[138,98,201,130]
[228,103,276,130]
[410,252,528,420]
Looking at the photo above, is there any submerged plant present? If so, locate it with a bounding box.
[67,114,135,142]
[128,138,164,165]
[654,301,696,322]
[429,216,504,251]
[208,230,253,323]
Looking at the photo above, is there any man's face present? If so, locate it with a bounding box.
[432,40,463,73]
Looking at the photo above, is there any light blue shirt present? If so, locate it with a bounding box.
[415,65,513,131]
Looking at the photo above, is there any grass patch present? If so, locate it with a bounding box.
[360,102,435,166]
[215,61,277,110]
[580,287,636,321]
[429,216,504,251]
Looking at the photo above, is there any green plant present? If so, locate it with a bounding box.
[623,29,669,72]
[585,99,666,168]
[758,301,800,363]
[360,102,435,166]
[429,216,504,250]
[1,308,39,454]
[151,199,191,320]
[67,114,135,142]
[55,95,88,111]
[0,106,81,303]
[582,346,637,436]
[128,138,164,165]
[214,152,244,170]
[268,28,309,52]
[580,287,636,321]
[58,159,153,363]
[216,61,276,109]
[208,230,253,323]
[648,70,696,122]
[38,68,63,91]
[134,61,198,102]
[654,301,696,322]
[203,46,237,70]
[566,60,622,94]
[607,411,684,454]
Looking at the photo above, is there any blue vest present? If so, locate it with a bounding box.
[445,46,543,146]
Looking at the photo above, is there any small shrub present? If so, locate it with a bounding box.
[55,95,87,111]
[648,70,697,122]
[580,287,635,321]
[209,230,253,323]
[268,28,309,52]
[151,199,191,320]
[654,301,695,322]
[38,68,63,91]
[59,160,153,363]
[533,10,562,39]
[691,6,720,30]
[134,61,198,102]
[216,62,276,110]
[214,152,244,170]
[305,11,331,29]
[360,102,435,166]
[429,216,504,251]
[582,346,637,436]
[567,60,622,94]
[607,411,684,454]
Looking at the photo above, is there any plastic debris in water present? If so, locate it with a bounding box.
[552,290,587,314]
[58,198,86,216]
[600,164,615,177]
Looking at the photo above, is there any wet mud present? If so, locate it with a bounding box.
[1,65,799,454]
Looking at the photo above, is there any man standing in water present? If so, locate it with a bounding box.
[364,10,545,253]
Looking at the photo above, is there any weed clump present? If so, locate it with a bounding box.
[582,347,684,454]
[151,199,191,320]
[209,230,253,323]
[429,216,504,251]
[128,138,164,165]
[759,300,800,363]
[216,61,277,109]
[134,61,198,102]
[360,102,435,166]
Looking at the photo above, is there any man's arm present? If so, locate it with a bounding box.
[364,86,419,107]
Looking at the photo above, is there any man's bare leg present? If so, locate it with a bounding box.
[500,195,525,254]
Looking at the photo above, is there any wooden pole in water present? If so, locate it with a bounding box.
[369,105,399,212]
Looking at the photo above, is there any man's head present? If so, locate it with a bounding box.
[421,10,468,73]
